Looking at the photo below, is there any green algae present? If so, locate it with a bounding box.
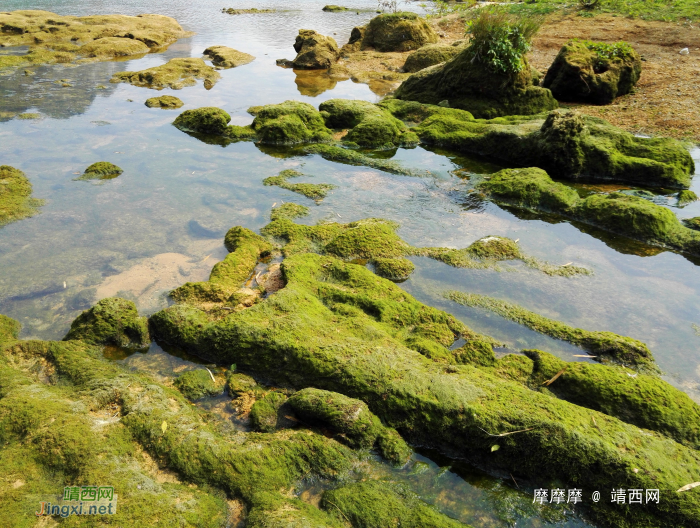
[16,112,41,119]
[0,165,44,227]
[271,202,310,222]
[445,291,656,372]
[222,8,276,14]
[543,40,642,104]
[145,95,183,108]
[148,245,700,528]
[174,369,224,400]
[63,297,149,348]
[263,169,336,201]
[75,161,123,180]
[323,5,349,12]
[203,45,255,68]
[322,480,466,527]
[111,58,220,90]
[478,167,700,256]
[361,12,438,52]
[373,257,415,281]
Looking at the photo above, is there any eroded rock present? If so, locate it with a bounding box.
[111,58,220,90]
[402,42,464,73]
[361,12,438,52]
[203,45,255,68]
[292,29,340,69]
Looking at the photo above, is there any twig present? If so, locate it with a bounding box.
[510,473,520,489]
[543,367,567,386]
[205,368,216,383]
[325,500,351,523]
[478,426,534,437]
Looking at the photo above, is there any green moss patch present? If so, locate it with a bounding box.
[0,165,44,227]
[63,297,149,348]
[222,8,276,14]
[111,58,220,90]
[203,45,255,68]
[252,100,333,145]
[75,161,123,181]
[678,190,698,207]
[445,291,656,372]
[263,169,336,201]
[174,369,224,400]
[403,42,464,73]
[145,95,184,108]
[323,5,349,12]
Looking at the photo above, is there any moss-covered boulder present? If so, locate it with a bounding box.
[76,161,123,181]
[251,100,333,144]
[145,95,183,108]
[322,481,465,527]
[543,40,642,104]
[203,45,255,68]
[292,30,340,69]
[174,369,224,400]
[319,98,418,148]
[678,190,698,207]
[0,165,44,227]
[111,58,220,90]
[394,47,557,118]
[173,106,232,135]
[403,42,464,73]
[684,217,700,231]
[323,5,349,11]
[78,36,150,58]
[478,167,700,256]
[250,391,288,432]
[373,257,415,280]
[226,371,259,396]
[361,12,438,52]
[63,297,149,348]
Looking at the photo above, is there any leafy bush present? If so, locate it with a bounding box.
[464,9,543,74]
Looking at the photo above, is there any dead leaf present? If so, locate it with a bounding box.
[677,482,700,492]
[161,421,168,434]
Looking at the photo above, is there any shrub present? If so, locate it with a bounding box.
[464,9,543,74]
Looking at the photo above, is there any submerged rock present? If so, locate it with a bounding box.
[0,165,44,227]
[402,42,464,73]
[394,48,557,118]
[145,95,184,108]
[203,45,255,68]
[478,167,700,256]
[221,7,275,14]
[76,161,123,180]
[678,189,698,207]
[174,369,224,400]
[361,12,438,52]
[292,29,340,69]
[543,40,642,104]
[63,297,149,348]
[0,11,191,70]
[323,5,349,11]
[111,58,220,90]
[263,169,336,201]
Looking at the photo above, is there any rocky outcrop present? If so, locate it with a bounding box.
[402,42,464,73]
[394,47,557,118]
[361,12,438,52]
[111,58,220,90]
[203,45,255,68]
[543,40,642,104]
[292,29,339,69]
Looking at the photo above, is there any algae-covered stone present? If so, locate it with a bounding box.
[403,42,464,73]
[678,190,698,207]
[226,371,258,396]
[384,100,694,188]
[174,107,232,135]
[292,30,340,69]
[263,169,336,201]
[250,391,288,433]
[271,202,310,222]
[373,257,415,280]
[322,481,465,527]
[323,5,349,11]
[78,36,150,58]
[0,11,191,71]
[145,95,184,108]
[111,58,220,90]
[0,165,44,227]
[394,48,557,118]
[63,297,149,348]
[478,167,700,256]
[174,369,223,400]
[0,314,21,348]
[361,12,438,52]
[222,8,275,14]
[543,40,642,104]
[684,217,700,231]
[76,161,123,181]
[203,45,255,68]
[252,100,333,144]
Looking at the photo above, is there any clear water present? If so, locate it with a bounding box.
[1,1,699,526]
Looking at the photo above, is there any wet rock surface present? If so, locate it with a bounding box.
[111,57,220,90]
[0,165,44,227]
[203,45,255,68]
[360,12,438,52]
[292,29,340,69]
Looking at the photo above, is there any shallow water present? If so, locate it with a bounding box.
[1,0,699,525]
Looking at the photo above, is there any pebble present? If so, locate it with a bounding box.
[679,48,689,55]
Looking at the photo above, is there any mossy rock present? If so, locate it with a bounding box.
[292,30,340,69]
[403,42,464,73]
[321,481,474,527]
[78,36,150,58]
[203,45,255,68]
[271,202,310,222]
[0,314,21,348]
[394,49,558,118]
[382,100,694,188]
[373,257,415,280]
[111,58,220,90]
[361,12,438,52]
[263,169,336,201]
[683,217,700,231]
[76,161,123,180]
[0,165,44,227]
[250,391,288,432]
[543,40,642,104]
[251,100,333,144]
[226,371,258,396]
[478,167,700,257]
[323,5,349,12]
[678,190,698,207]
[173,107,232,134]
[63,297,149,348]
[145,95,184,108]
[174,369,223,400]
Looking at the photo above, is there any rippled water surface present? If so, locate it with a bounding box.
[2,1,699,526]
